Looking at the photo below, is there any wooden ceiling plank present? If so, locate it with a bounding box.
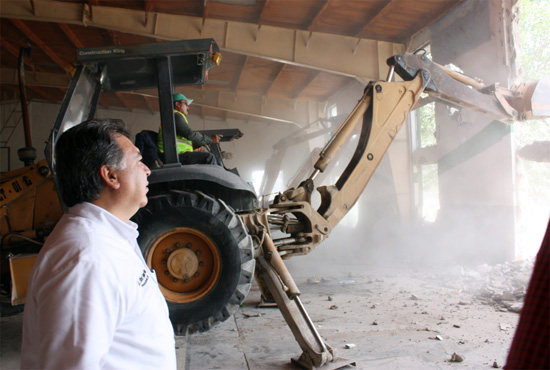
[257,0,271,22]
[232,55,249,92]
[144,0,153,26]
[306,0,332,31]
[1,67,71,88]
[354,0,395,38]
[203,0,209,19]
[0,38,40,74]
[254,0,270,42]
[108,29,121,45]
[9,19,68,72]
[143,96,155,114]
[87,0,100,20]
[265,63,285,96]
[28,85,57,103]
[58,23,85,48]
[115,92,131,111]
[292,70,320,99]
[0,0,404,82]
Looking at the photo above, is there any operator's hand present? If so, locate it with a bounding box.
[211,134,223,144]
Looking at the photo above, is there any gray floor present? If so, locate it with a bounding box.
[2,256,527,370]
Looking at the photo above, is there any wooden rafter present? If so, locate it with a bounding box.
[256,0,271,25]
[144,0,154,25]
[354,1,395,39]
[58,23,84,48]
[0,37,38,73]
[9,19,67,71]
[143,96,155,115]
[232,55,249,92]
[306,0,333,31]
[265,63,286,96]
[292,70,320,100]
[28,85,57,103]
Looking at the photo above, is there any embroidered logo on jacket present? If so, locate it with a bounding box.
[138,269,149,287]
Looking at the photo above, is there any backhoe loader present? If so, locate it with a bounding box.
[2,39,548,369]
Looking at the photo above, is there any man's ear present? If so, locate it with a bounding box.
[99,165,121,190]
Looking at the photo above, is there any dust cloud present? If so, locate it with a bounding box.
[246,102,547,283]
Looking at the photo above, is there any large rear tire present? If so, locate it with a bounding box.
[134,190,255,334]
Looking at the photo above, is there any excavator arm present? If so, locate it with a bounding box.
[244,53,549,369]
[259,53,549,257]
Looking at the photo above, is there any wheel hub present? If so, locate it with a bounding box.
[147,227,221,303]
[167,248,198,279]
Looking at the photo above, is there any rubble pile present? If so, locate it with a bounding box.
[418,258,535,313]
[461,259,535,313]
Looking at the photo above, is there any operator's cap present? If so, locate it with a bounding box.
[173,93,193,105]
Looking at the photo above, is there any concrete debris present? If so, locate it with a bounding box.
[339,280,356,285]
[505,302,523,313]
[499,323,512,331]
[424,258,534,313]
[242,312,263,318]
[450,352,464,362]
[410,294,419,300]
[344,343,356,349]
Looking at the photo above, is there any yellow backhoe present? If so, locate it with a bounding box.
[1,39,548,369]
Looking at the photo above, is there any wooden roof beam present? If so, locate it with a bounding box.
[144,0,154,26]
[143,95,156,114]
[59,23,84,48]
[1,67,70,88]
[9,18,68,72]
[0,0,404,83]
[354,1,395,39]
[27,85,57,103]
[292,70,320,100]
[305,0,332,31]
[116,92,132,111]
[264,63,285,96]
[232,55,249,92]
[0,37,38,73]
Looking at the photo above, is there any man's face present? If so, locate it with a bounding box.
[114,135,151,213]
[175,100,189,115]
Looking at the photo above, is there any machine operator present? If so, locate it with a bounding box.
[157,93,222,165]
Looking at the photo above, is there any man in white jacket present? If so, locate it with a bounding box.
[21,119,176,369]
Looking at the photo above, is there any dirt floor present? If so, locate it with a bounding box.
[0,255,534,370]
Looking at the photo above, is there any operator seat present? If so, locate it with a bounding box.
[135,130,163,169]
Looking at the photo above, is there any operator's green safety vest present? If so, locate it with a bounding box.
[157,110,193,154]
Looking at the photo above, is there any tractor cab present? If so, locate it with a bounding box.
[47,39,258,213]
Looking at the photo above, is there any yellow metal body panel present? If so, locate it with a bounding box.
[9,254,38,305]
[0,160,62,235]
